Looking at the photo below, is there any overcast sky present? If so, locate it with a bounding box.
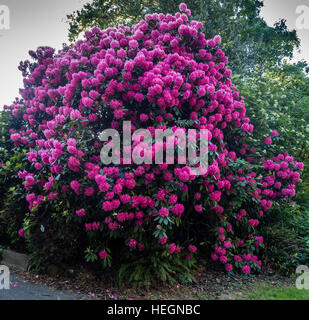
[0,0,308,108]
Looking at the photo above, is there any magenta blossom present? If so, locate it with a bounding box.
[99,250,109,260]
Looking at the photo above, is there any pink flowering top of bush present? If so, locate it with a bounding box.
[5,3,303,275]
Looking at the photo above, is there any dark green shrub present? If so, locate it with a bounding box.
[0,110,28,252]
[25,204,86,274]
[261,203,309,275]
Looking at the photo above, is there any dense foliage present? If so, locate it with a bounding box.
[235,62,309,274]
[0,4,305,286]
[64,1,309,275]
[235,62,309,208]
[0,107,28,252]
[0,2,307,286]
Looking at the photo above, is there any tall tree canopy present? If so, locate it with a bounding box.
[66,0,299,74]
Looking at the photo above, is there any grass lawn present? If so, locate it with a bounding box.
[238,283,309,300]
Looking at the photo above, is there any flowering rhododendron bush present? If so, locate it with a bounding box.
[4,4,303,283]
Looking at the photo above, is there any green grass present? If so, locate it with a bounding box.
[239,283,309,300]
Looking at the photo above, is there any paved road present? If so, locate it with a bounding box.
[0,269,89,300]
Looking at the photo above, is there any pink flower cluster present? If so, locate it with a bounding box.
[7,4,303,274]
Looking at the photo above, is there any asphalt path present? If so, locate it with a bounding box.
[0,269,90,300]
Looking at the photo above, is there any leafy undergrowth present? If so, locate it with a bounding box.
[10,260,307,300]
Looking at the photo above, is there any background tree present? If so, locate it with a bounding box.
[66,0,299,74]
